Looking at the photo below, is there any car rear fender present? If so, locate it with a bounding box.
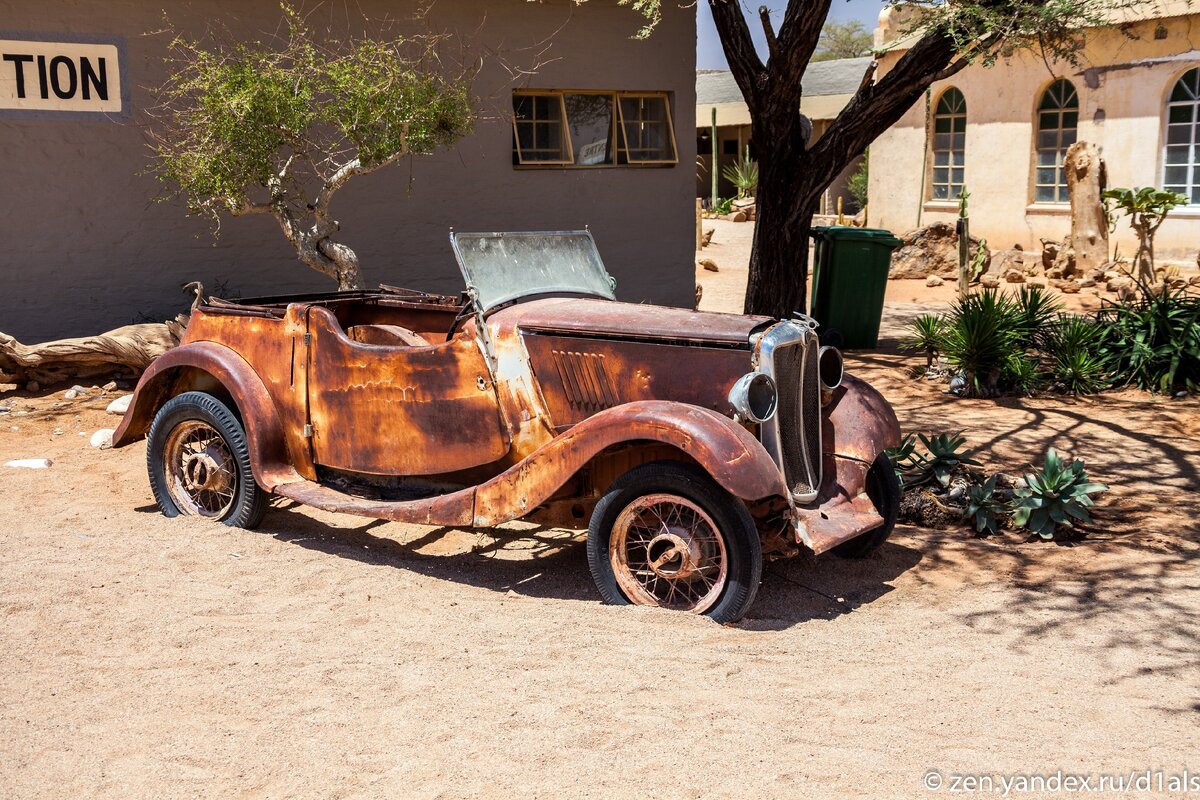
[111,341,297,490]
[471,400,788,527]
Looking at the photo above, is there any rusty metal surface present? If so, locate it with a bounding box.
[471,400,789,527]
[113,340,299,491]
[305,307,509,476]
[273,478,475,527]
[820,373,902,464]
[490,297,770,345]
[521,333,751,428]
[794,455,884,554]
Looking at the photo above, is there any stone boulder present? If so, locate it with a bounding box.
[890,222,990,280]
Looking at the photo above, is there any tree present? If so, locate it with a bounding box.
[609,0,1129,318]
[812,20,873,62]
[1102,187,1189,283]
[148,5,475,290]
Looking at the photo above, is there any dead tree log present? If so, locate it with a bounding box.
[1065,141,1109,273]
[0,322,184,385]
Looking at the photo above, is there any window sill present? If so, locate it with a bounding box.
[1159,206,1200,217]
[1025,203,1070,215]
[922,201,959,212]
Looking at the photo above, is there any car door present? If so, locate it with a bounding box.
[304,306,510,476]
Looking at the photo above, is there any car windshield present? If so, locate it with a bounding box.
[450,231,616,312]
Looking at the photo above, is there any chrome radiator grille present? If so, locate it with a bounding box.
[758,322,821,501]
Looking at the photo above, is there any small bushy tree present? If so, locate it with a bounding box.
[1102,187,1188,283]
[812,20,874,62]
[148,5,475,290]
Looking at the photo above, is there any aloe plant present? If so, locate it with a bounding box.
[899,432,981,488]
[721,148,758,199]
[965,474,1004,536]
[901,314,947,371]
[1011,449,1108,540]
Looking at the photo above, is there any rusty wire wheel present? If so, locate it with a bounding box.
[609,493,730,613]
[162,419,238,518]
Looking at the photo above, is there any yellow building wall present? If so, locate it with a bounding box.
[869,15,1200,261]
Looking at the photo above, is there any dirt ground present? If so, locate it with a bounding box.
[2,222,1198,798]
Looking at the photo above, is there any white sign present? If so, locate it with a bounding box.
[578,139,609,166]
[1,38,123,114]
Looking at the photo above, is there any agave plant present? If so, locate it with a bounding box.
[901,314,947,371]
[1011,449,1108,540]
[1011,285,1062,349]
[1096,282,1200,393]
[965,474,1004,536]
[1048,314,1111,395]
[721,149,758,199]
[938,289,1020,397]
[899,432,981,488]
[885,433,921,487]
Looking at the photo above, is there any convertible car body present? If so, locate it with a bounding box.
[114,231,901,622]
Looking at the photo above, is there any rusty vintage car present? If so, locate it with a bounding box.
[114,231,901,622]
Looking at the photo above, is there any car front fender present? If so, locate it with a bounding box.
[471,400,788,527]
[112,341,297,490]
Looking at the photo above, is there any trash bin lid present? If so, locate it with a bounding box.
[810,226,902,247]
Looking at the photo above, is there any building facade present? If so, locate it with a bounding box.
[868,0,1200,261]
[0,1,696,340]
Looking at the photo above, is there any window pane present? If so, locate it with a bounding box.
[1164,166,1188,185]
[1036,185,1056,202]
[1166,144,1191,165]
[933,167,949,184]
[618,95,677,163]
[1039,111,1059,130]
[935,116,951,133]
[934,150,950,166]
[513,94,569,163]
[1170,69,1199,101]
[1037,150,1058,166]
[1061,111,1078,129]
[1167,124,1192,145]
[564,93,614,165]
[1193,186,1200,204]
[1037,130,1059,150]
[933,184,950,200]
[1036,167,1057,185]
[1169,104,1194,124]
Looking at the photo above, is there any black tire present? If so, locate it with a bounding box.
[146,391,270,529]
[587,461,762,624]
[832,452,901,559]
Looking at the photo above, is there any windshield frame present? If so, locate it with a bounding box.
[449,230,617,313]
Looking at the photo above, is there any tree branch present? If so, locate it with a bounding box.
[759,6,778,60]
[773,0,835,97]
[706,0,765,102]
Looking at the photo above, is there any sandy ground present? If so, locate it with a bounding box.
[2,223,1198,798]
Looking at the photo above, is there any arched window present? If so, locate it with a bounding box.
[1034,79,1079,203]
[931,88,966,200]
[1164,67,1200,205]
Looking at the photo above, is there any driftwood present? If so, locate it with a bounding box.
[0,283,202,385]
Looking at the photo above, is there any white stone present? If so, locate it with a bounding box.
[90,429,114,450]
[106,395,133,415]
[5,458,52,469]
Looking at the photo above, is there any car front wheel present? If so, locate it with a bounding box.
[587,462,762,624]
[146,391,269,529]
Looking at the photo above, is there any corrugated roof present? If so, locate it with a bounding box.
[695,57,872,106]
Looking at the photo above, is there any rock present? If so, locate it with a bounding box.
[1060,281,1081,294]
[698,259,719,273]
[1107,276,1134,293]
[1079,277,1097,288]
[52,427,64,436]
[106,394,133,415]
[1117,284,1137,302]
[890,222,990,280]
[102,381,118,392]
[1190,275,1200,287]
[1028,276,1048,288]
[731,197,755,210]
[25,381,39,393]
[1004,269,1026,284]
[980,273,1001,289]
[0,405,8,414]
[730,211,748,223]
[1046,266,1065,280]
[701,228,714,247]
[90,429,114,449]
[1041,240,1061,271]
[63,389,84,399]
[990,247,1024,276]
[926,275,945,287]
[5,458,52,469]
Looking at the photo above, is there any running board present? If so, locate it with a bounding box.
[273,479,475,527]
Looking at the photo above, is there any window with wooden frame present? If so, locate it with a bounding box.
[512,90,677,168]
[512,93,571,165]
[930,87,966,201]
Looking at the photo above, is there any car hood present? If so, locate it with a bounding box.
[491,297,773,346]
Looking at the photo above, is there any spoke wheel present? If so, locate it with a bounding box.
[609,493,729,613]
[162,420,238,518]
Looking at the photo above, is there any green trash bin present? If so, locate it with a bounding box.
[809,226,902,349]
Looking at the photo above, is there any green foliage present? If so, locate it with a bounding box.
[1102,187,1189,281]
[1011,449,1108,540]
[813,20,874,61]
[938,289,1021,396]
[1047,314,1111,395]
[1011,285,1063,349]
[1002,351,1046,395]
[965,474,1004,536]
[901,313,946,369]
[885,433,920,487]
[847,152,869,210]
[721,150,758,199]
[1096,283,1200,393]
[150,4,474,224]
[713,197,735,216]
[898,432,981,488]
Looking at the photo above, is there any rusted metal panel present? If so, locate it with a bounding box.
[113,340,299,491]
[821,373,902,463]
[794,455,884,554]
[521,333,751,427]
[490,297,770,345]
[305,307,510,476]
[273,478,475,527]
[470,400,789,527]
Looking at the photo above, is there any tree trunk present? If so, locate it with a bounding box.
[0,322,184,385]
[318,239,366,291]
[1064,141,1109,273]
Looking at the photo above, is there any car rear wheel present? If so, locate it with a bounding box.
[587,462,762,624]
[831,452,901,559]
[147,391,269,529]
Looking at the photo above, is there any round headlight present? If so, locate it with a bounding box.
[728,372,777,423]
[818,346,844,390]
